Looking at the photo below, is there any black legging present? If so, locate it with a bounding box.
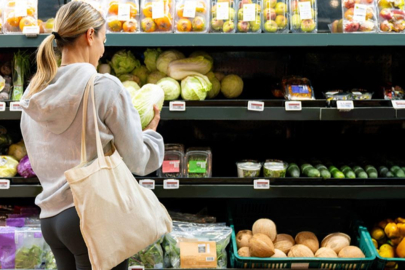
[41,207,128,270]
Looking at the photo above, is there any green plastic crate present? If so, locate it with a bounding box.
[230,225,375,269]
[363,229,405,270]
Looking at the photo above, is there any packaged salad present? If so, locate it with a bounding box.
[236,0,262,33]
[210,0,237,33]
[342,0,377,33]
[175,0,209,32]
[140,0,174,32]
[377,0,405,33]
[3,0,38,34]
[289,0,317,33]
[262,0,288,33]
[106,0,140,33]
[158,144,185,178]
[185,147,212,178]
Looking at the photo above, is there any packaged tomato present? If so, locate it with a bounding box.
[342,0,377,33]
[262,0,289,33]
[141,0,174,32]
[210,0,237,33]
[289,0,318,33]
[3,0,38,34]
[377,0,405,33]
[106,0,140,33]
[175,0,209,32]
[236,0,262,33]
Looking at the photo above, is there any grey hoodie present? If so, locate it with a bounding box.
[20,63,164,219]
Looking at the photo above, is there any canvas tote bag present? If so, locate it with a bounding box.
[65,74,172,270]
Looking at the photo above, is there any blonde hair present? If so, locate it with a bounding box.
[27,1,105,98]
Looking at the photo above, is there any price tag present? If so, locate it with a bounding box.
[291,263,309,269]
[139,179,155,190]
[285,101,302,111]
[152,1,165,19]
[248,101,264,111]
[128,266,145,270]
[353,4,367,22]
[10,102,22,111]
[23,26,40,37]
[118,4,131,21]
[298,1,312,20]
[0,102,6,112]
[216,2,229,20]
[183,0,197,18]
[169,101,186,111]
[253,179,270,190]
[0,179,10,190]
[243,4,256,21]
[163,179,180,189]
[337,100,354,111]
[392,100,405,109]
[15,0,28,17]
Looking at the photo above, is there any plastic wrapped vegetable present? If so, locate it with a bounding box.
[163,221,232,269]
[129,237,165,269]
[185,147,212,178]
[0,227,16,269]
[342,0,377,33]
[17,155,36,178]
[156,50,186,75]
[0,155,19,177]
[14,227,45,269]
[290,0,318,33]
[8,141,27,161]
[106,0,140,33]
[42,244,57,269]
[132,84,165,129]
[167,57,213,80]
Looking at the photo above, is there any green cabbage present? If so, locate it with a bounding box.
[0,155,19,177]
[221,74,244,98]
[132,65,150,86]
[156,50,185,75]
[132,84,165,129]
[181,75,212,101]
[147,71,166,84]
[118,74,141,85]
[144,48,162,72]
[110,50,140,76]
[206,72,221,99]
[123,81,141,98]
[157,78,181,101]
[189,51,214,65]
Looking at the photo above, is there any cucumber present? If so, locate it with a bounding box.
[368,172,378,178]
[315,164,327,171]
[379,166,389,176]
[366,167,378,175]
[391,166,401,173]
[301,164,312,173]
[329,166,338,174]
[353,166,363,174]
[395,169,405,178]
[402,167,405,172]
[342,167,353,175]
[341,165,351,172]
[287,164,300,177]
[357,171,368,179]
[307,168,321,177]
[386,171,395,178]
[320,168,331,179]
[333,171,345,179]
[303,166,314,176]
[345,171,356,179]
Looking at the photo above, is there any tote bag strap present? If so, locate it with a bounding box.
[80,73,107,167]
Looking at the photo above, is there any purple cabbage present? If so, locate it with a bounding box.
[17,156,36,178]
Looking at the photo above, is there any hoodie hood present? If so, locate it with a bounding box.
[21,63,97,134]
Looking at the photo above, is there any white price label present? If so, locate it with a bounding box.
[15,0,28,17]
[248,101,264,111]
[128,266,145,270]
[0,179,10,190]
[169,101,186,111]
[10,102,22,111]
[254,179,270,189]
[337,100,354,111]
[139,179,155,190]
[353,4,367,22]
[291,263,309,269]
[243,4,256,21]
[163,179,180,189]
[0,102,6,112]
[183,0,197,18]
[118,4,131,21]
[152,1,165,19]
[392,100,405,109]
[23,26,40,36]
[285,101,302,111]
[216,2,229,20]
[298,1,312,20]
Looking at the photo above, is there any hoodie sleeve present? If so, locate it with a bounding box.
[102,78,164,176]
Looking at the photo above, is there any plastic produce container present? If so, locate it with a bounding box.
[210,0,237,33]
[342,0,377,33]
[14,227,45,269]
[3,0,38,34]
[282,76,315,100]
[289,0,317,33]
[158,143,185,178]
[262,0,289,33]
[236,160,262,178]
[185,147,212,178]
[236,0,262,33]
[140,0,174,32]
[174,0,209,32]
[263,159,287,178]
[376,0,405,33]
[105,0,140,33]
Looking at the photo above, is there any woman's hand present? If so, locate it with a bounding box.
[143,105,161,131]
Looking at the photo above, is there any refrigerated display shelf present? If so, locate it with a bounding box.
[2,33,405,48]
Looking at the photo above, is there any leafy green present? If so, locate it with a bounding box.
[132,84,164,129]
[109,50,140,76]
[129,238,164,269]
[12,50,31,101]
[15,245,42,269]
[157,77,181,101]
[181,75,212,101]
[144,48,162,72]
[132,65,150,86]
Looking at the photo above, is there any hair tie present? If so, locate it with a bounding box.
[52,32,61,40]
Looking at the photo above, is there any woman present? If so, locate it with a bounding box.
[20,2,164,269]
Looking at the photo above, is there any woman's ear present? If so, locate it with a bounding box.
[86,28,95,46]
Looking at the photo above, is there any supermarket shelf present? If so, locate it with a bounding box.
[2,33,405,48]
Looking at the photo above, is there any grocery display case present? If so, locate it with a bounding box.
[1,0,405,269]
